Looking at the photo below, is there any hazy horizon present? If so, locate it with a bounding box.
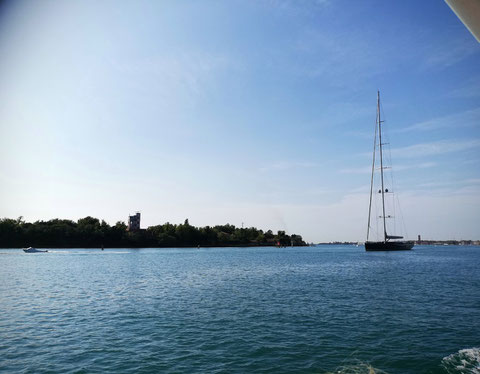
[1,0,479,242]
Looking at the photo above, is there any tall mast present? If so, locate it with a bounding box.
[378,91,387,242]
[366,95,378,242]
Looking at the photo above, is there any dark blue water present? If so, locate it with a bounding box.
[1,245,479,373]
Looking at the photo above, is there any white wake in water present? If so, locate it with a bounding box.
[327,362,388,374]
[442,348,480,374]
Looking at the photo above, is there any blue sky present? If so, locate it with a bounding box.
[0,0,479,242]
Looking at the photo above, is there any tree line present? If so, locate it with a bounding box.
[0,217,306,248]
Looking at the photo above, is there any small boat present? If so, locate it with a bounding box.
[365,92,414,252]
[23,247,48,253]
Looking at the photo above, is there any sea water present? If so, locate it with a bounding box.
[0,245,479,374]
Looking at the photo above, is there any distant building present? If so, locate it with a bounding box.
[417,234,422,244]
[128,212,141,231]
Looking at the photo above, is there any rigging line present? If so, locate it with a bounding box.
[379,94,386,124]
[377,91,387,242]
[396,192,409,239]
[379,94,409,240]
[380,96,398,236]
[387,124,403,238]
[385,119,406,238]
[384,119,397,235]
[372,172,378,240]
[374,173,380,240]
[366,98,378,241]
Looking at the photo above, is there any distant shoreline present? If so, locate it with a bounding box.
[0,216,307,248]
[317,240,480,246]
[3,244,307,249]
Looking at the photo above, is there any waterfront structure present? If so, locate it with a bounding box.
[128,212,141,231]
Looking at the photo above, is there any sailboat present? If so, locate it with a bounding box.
[365,91,414,251]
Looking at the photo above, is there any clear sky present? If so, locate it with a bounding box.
[0,0,479,242]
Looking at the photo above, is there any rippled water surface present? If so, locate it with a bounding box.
[1,245,479,373]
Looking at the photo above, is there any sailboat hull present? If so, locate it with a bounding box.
[365,241,414,251]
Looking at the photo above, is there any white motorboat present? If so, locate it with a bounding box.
[23,247,48,253]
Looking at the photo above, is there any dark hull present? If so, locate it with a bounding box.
[365,241,414,251]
